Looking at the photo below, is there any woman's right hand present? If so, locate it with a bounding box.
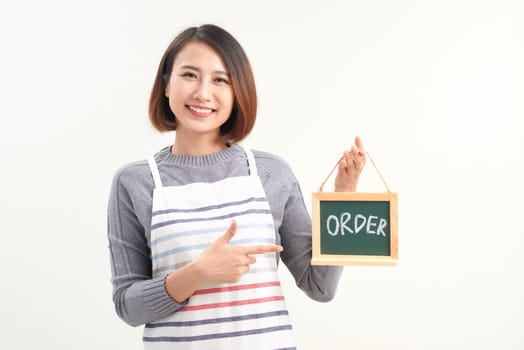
[195,220,283,284]
[165,220,282,302]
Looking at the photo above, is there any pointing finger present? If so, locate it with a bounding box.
[242,244,283,256]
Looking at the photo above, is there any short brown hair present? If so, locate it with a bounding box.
[149,24,257,142]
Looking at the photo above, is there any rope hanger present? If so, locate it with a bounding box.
[318,150,391,193]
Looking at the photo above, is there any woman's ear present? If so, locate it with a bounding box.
[163,74,170,97]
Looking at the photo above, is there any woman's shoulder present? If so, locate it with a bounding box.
[113,159,149,178]
[251,148,297,185]
[110,146,170,188]
[110,159,151,192]
[252,149,289,166]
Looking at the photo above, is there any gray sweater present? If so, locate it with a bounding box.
[107,144,343,327]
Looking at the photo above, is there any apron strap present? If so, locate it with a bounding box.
[240,145,258,176]
[147,156,163,189]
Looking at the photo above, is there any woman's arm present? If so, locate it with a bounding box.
[277,137,366,301]
[107,168,185,327]
[278,180,344,302]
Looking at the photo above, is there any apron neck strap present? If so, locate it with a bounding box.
[240,145,258,176]
[148,156,163,188]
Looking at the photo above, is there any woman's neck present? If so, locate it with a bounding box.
[172,133,229,156]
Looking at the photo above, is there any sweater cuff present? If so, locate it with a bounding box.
[142,276,187,315]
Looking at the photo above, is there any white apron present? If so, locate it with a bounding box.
[143,146,296,349]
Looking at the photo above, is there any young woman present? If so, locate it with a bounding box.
[108,24,366,349]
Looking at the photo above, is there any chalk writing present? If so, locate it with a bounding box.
[326,213,388,236]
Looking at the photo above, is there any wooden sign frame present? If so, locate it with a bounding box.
[311,192,398,266]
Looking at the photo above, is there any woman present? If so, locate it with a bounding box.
[108,24,366,349]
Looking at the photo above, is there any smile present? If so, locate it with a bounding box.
[187,105,216,115]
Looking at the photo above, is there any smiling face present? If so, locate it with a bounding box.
[165,40,234,149]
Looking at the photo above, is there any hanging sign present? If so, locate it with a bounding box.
[311,150,398,266]
[311,191,398,265]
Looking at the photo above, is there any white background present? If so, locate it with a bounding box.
[1,0,523,349]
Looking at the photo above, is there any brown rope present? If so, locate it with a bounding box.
[318,150,390,192]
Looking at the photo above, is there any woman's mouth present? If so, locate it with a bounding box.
[187,105,215,117]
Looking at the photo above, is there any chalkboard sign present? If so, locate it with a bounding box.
[311,192,398,266]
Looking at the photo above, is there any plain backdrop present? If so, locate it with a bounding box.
[1,0,523,349]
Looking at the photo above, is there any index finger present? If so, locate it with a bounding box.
[242,244,283,255]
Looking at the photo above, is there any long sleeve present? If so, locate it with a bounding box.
[278,179,344,302]
[107,164,186,327]
[254,152,344,302]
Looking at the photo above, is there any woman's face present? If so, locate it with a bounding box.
[165,41,234,142]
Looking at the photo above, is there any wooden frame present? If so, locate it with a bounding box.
[311,192,398,266]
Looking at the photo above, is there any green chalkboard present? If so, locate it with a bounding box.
[320,200,391,255]
[312,192,398,266]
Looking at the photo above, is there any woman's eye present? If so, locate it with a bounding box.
[215,77,230,84]
[182,72,197,79]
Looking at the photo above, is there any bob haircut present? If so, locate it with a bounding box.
[149,24,257,142]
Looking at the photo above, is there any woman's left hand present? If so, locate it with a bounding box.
[334,136,366,192]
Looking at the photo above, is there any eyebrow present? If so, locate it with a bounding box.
[179,65,230,76]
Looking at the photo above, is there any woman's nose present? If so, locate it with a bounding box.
[193,81,211,101]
